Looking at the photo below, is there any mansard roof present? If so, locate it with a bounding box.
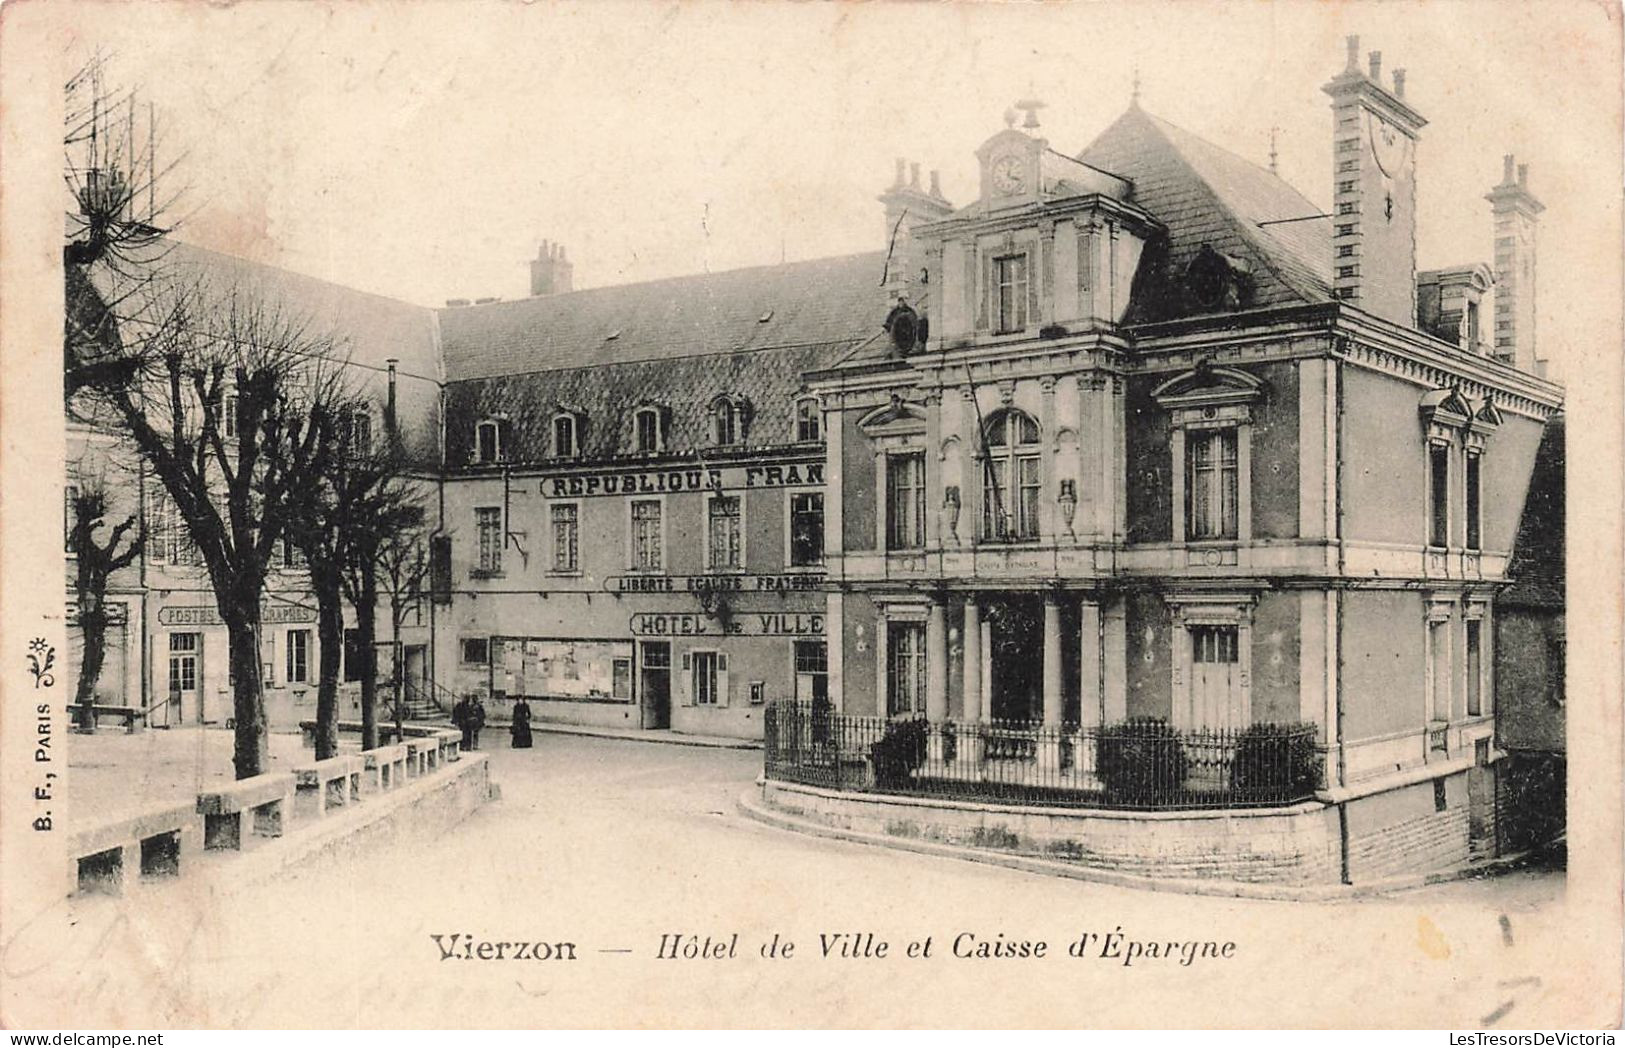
[437,251,890,381]
[1502,413,1565,610]
[1078,105,1334,322]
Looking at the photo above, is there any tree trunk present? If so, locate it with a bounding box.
[390,595,405,744]
[225,611,270,780]
[75,606,108,709]
[356,561,379,750]
[313,570,345,761]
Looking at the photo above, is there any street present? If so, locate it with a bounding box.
[6,733,1593,1029]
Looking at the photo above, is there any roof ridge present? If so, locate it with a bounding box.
[166,237,435,314]
[448,337,868,384]
[441,248,887,314]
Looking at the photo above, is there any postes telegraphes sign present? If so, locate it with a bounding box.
[157,604,317,627]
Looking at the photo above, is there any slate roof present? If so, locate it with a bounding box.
[444,341,852,468]
[88,240,445,465]
[1501,414,1565,610]
[1079,105,1334,323]
[438,252,890,381]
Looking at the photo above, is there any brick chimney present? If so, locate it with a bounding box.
[530,240,574,297]
[1485,155,1544,371]
[1322,36,1427,327]
[878,157,954,305]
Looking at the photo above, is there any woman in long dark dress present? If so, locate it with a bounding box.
[510,697,533,749]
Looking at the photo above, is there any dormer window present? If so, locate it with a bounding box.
[475,417,508,464]
[711,395,751,447]
[552,411,582,459]
[794,396,821,443]
[635,405,668,455]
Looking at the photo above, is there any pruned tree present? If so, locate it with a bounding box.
[342,477,428,750]
[77,275,348,778]
[64,51,184,399]
[376,509,432,743]
[67,484,144,711]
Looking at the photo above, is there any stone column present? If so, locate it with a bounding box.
[1040,595,1064,770]
[925,599,948,761]
[925,393,942,549]
[1077,599,1102,728]
[962,598,983,765]
[1040,375,1058,540]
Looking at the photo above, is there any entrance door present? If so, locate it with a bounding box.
[985,597,1042,723]
[641,642,671,729]
[168,632,201,725]
[1187,625,1241,730]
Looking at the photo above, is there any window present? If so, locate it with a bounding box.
[460,637,489,665]
[551,503,579,572]
[1465,453,1482,551]
[1427,616,1451,722]
[793,639,828,705]
[707,495,742,570]
[223,392,238,439]
[887,622,926,716]
[631,500,662,571]
[553,413,579,458]
[341,407,372,459]
[476,507,503,575]
[286,629,310,684]
[1429,444,1450,547]
[612,657,633,700]
[475,419,505,464]
[343,628,364,683]
[789,492,824,566]
[282,536,307,571]
[635,407,664,454]
[149,489,200,566]
[886,453,926,551]
[692,650,721,706]
[712,396,749,446]
[1191,625,1238,664]
[64,483,79,551]
[795,397,821,442]
[982,409,1041,540]
[1466,619,1483,716]
[1187,430,1239,541]
[994,254,1029,333]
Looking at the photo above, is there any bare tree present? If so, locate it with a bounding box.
[67,485,144,713]
[78,276,347,779]
[376,512,432,743]
[343,479,428,750]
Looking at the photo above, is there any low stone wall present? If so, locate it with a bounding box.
[1343,774,1472,882]
[760,779,1343,885]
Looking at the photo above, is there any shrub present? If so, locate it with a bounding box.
[1095,717,1189,804]
[1229,722,1322,802]
[870,717,928,789]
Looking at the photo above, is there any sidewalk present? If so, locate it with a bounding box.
[67,726,311,823]
[533,721,762,750]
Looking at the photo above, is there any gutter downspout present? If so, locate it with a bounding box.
[1334,350,1351,885]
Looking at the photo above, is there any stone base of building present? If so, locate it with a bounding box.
[759,766,1496,888]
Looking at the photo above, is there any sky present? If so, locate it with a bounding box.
[56,1,1624,380]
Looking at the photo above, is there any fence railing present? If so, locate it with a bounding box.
[763,702,1326,811]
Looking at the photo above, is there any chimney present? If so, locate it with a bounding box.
[384,358,399,447]
[878,157,954,304]
[1485,153,1545,371]
[1322,36,1428,327]
[530,240,574,297]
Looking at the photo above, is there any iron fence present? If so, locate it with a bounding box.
[763,702,1326,811]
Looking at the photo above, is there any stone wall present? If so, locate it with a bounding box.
[1343,774,1470,881]
[761,779,1343,885]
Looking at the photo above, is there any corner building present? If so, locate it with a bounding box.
[807,43,1561,879]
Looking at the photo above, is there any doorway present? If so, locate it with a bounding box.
[984,596,1042,723]
[640,642,671,729]
[167,632,201,725]
[1185,625,1242,730]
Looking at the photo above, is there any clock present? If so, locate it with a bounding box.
[1367,111,1409,181]
[991,154,1026,196]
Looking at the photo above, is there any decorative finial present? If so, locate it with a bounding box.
[1014,96,1046,131]
[1131,66,1141,106]
[1268,126,1280,175]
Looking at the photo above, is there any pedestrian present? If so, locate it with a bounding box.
[470,695,487,751]
[510,697,533,749]
[452,695,474,751]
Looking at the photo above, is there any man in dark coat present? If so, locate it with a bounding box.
[452,696,475,750]
[469,696,487,751]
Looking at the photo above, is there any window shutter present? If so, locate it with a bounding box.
[681,651,691,671]
[678,652,692,706]
[717,654,730,708]
[717,652,729,672]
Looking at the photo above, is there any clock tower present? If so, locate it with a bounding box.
[975,110,1045,209]
[1322,36,1427,327]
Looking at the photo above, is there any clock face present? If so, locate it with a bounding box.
[991,154,1026,195]
[1367,111,1409,181]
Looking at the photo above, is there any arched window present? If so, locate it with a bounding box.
[634,405,667,454]
[552,411,581,459]
[794,396,821,443]
[712,395,751,447]
[981,409,1041,540]
[475,417,508,464]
